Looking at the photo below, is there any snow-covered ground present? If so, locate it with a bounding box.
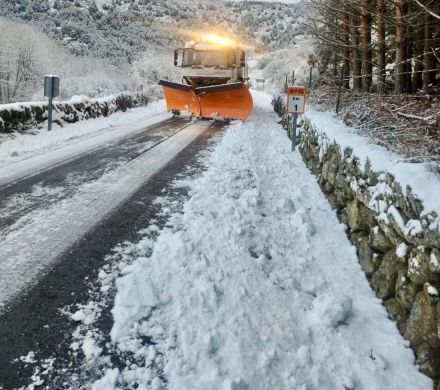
[53,91,432,389]
[0,100,168,186]
[303,110,440,230]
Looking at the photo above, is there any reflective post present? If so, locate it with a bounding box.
[45,77,53,131]
[48,95,53,131]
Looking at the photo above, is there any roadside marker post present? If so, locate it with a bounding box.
[256,78,265,91]
[291,113,298,151]
[286,86,306,151]
[44,75,60,131]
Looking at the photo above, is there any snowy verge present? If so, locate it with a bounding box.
[296,107,440,382]
[303,109,440,229]
[82,91,432,389]
[0,100,168,186]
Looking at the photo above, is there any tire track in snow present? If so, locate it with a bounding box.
[0,117,189,230]
[0,119,212,308]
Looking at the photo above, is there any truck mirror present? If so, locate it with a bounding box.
[240,51,246,67]
[174,49,178,66]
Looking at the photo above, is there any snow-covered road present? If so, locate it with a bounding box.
[0,108,215,309]
[58,91,431,390]
[0,101,169,186]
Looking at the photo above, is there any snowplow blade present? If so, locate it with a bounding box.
[159,80,253,121]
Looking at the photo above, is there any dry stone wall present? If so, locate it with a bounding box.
[0,93,148,134]
[273,96,440,386]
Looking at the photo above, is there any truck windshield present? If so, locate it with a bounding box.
[183,49,233,68]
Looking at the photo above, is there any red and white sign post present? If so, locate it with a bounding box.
[286,86,307,151]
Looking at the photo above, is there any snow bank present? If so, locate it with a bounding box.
[87,91,431,389]
[286,103,440,383]
[304,109,440,222]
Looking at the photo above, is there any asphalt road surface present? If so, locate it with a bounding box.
[0,117,224,389]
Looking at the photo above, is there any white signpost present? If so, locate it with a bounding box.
[286,86,307,151]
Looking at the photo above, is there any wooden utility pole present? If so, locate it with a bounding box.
[423,8,434,94]
[405,0,413,93]
[336,63,345,114]
[412,9,424,92]
[307,54,316,88]
[395,0,406,94]
[360,0,373,91]
[342,12,350,89]
[350,13,362,91]
[376,0,386,94]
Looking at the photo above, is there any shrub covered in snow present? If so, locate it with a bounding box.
[0,92,148,133]
[115,94,135,113]
[308,86,440,172]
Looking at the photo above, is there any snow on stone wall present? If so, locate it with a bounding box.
[273,95,440,385]
[0,93,149,133]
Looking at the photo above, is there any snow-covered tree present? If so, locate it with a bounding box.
[0,17,140,103]
[0,19,38,103]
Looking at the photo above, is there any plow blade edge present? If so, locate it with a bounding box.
[159,80,253,121]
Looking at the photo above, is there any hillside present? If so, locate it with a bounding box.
[1,0,308,65]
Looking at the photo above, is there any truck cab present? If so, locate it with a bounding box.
[174,41,248,87]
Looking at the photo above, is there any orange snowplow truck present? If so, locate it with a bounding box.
[159,35,253,121]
